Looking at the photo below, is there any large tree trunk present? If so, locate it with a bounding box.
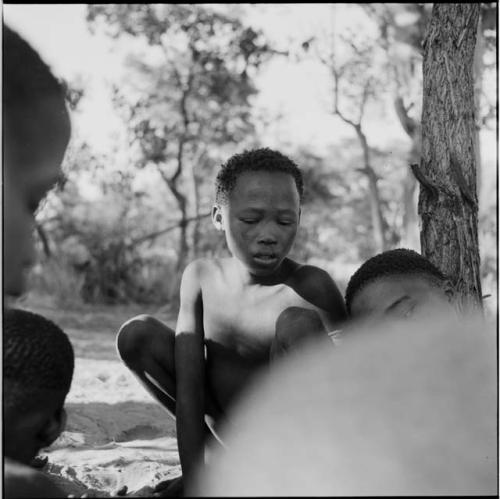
[473,12,483,196]
[419,3,482,310]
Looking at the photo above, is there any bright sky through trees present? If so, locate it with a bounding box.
[4,4,495,201]
[4,4,407,153]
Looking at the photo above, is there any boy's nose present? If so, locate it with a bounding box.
[258,237,277,246]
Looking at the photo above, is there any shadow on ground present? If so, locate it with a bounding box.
[57,400,177,447]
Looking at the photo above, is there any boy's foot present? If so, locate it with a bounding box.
[153,475,183,497]
[30,455,48,469]
[115,485,128,496]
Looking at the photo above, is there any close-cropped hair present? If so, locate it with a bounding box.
[3,308,74,411]
[345,248,447,315]
[215,147,304,205]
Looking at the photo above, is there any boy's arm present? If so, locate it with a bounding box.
[292,265,347,330]
[175,260,206,485]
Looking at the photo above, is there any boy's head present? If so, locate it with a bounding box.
[345,248,453,319]
[3,308,74,465]
[212,148,303,276]
[3,24,71,297]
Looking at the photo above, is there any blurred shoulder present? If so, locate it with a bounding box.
[5,458,65,498]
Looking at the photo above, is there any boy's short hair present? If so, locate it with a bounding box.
[345,249,447,315]
[215,148,304,204]
[3,309,74,412]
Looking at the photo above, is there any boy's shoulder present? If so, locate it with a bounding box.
[287,260,335,284]
[287,260,344,311]
[182,257,232,281]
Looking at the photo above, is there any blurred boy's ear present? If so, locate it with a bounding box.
[212,205,224,231]
[37,408,66,449]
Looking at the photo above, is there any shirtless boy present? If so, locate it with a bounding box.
[117,148,347,493]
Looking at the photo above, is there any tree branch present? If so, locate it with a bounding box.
[128,211,212,248]
[35,221,52,258]
[358,79,371,123]
[332,69,359,128]
[394,96,418,137]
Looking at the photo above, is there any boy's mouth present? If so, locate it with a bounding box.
[253,253,279,265]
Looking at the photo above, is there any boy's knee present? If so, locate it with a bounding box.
[116,315,155,365]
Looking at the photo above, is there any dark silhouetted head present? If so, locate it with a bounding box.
[3,24,71,297]
[3,308,74,464]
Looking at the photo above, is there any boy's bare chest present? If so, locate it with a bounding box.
[202,282,313,343]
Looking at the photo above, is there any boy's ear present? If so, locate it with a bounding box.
[37,408,66,449]
[212,205,224,231]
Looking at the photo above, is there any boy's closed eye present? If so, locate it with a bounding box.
[385,296,415,318]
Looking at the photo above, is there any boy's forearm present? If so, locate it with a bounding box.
[175,330,206,481]
[176,389,205,480]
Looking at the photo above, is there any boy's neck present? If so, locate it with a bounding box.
[233,257,297,286]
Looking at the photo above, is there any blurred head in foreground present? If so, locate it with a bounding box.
[4,308,74,465]
[193,310,496,496]
[345,248,454,319]
[3,24,71,297]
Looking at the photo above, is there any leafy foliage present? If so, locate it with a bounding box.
[26,4,495,306]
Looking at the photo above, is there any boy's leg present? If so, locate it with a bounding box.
[270,306,329,361]
[116,314,223,426]
[116,314,178,417]
[117,315,222,496]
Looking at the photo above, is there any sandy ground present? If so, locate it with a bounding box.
[18,300,182,497]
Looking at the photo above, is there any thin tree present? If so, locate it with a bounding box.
[311,15,389,254]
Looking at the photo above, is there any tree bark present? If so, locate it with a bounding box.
[473,12,483,195]
[419,3,482,310]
